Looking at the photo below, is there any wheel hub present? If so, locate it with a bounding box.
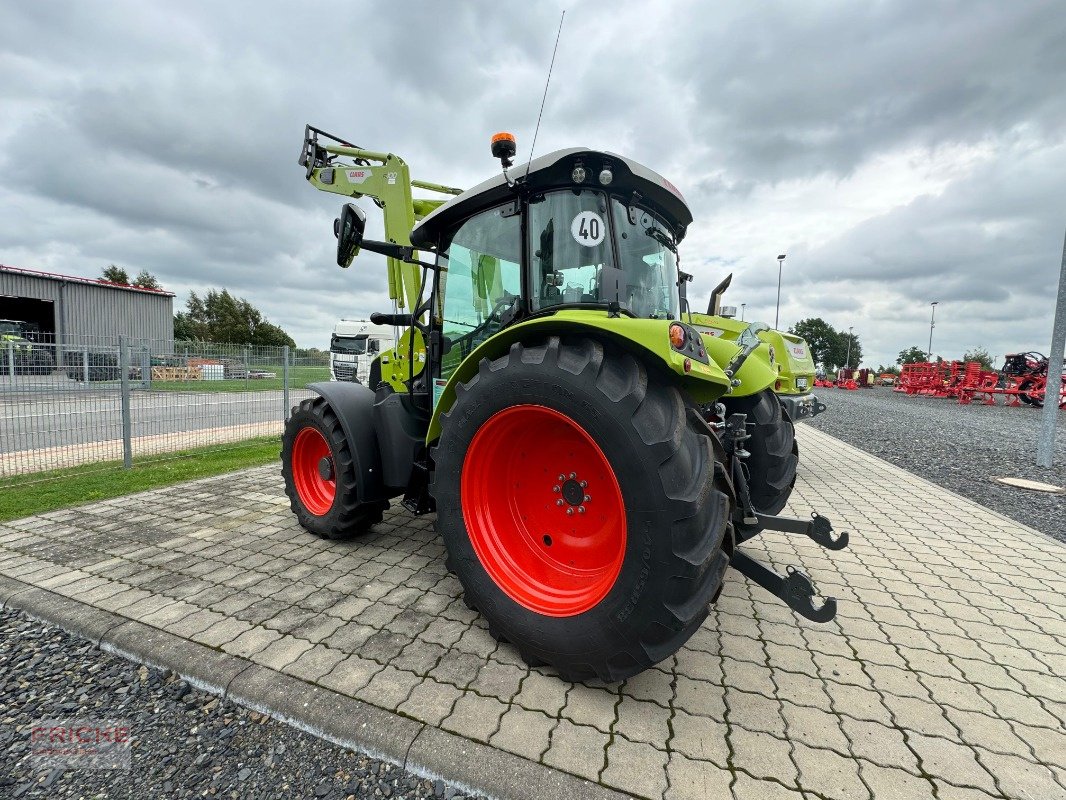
[560,478,584,506]
[318,456,334,481]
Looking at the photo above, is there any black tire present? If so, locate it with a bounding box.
[723,389,798,515]
[281,397,386,540]
[431,336,733,682]
[1018,380,1043,408]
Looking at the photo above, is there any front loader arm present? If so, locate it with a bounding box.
[299,125,461,311]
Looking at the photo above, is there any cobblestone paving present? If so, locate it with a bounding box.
[2,426,1064,799]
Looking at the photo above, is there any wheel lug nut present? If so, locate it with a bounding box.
[553,486,560,493]
[556,499,564,507]
[579,480,587,488]
[569,472,577,479]
[566,508,574,516]
[558,474,565,482]
[584,494,591,502]
[577,506,585,514]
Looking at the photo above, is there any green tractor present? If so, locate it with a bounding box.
[282,127,848,681]
[0,319,54,376]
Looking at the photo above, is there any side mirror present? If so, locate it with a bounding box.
[334,203,366,268]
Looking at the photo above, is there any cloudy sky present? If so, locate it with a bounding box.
[2,0,1064,367]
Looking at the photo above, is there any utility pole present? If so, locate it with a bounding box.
[741,303,746,322]
[928,301,939,360]
[846,326,853,370]
[1036,229,1066,468]
[775,254,786,329]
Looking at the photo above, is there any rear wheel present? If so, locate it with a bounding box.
[282,397,386,539]
[432,337,732,682]
[723,389,798,515]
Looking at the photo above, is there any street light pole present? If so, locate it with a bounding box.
[928,301,939,360]
[774,255,786,328]
[846,326,853,370]
[741,303,746,322]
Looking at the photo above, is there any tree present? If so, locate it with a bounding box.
[132,270,162,290]
[963,347,996,370]
[834,330,863,371]
[173,289,296,347]
[789,318,839,371]
[101,264,130,284]
[876,364,901,376]
[897,345,928,365]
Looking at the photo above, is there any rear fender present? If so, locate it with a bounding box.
[427,312,740,442]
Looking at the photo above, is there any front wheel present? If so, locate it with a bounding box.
[431,337,733,682]
[281,397,386,539]
[722,389,799,515]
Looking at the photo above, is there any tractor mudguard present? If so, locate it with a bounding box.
[427,311,760,442]
[307,381,388,501]
[372,389,428,491]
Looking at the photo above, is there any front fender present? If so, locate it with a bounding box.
[307,381,385,501]
[427,311,737,443]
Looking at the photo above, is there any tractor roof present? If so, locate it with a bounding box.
[410,148,693,248]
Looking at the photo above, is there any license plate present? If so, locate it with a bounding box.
[796,377,808,389]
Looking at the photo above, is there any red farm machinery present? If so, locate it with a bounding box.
[895,352,1066,408]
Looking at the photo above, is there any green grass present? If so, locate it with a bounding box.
[0,437,281,521]
[147,365,330,392]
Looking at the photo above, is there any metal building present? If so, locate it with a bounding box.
[0,264,175,353]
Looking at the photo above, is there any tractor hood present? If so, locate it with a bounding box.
[411,148,693,248]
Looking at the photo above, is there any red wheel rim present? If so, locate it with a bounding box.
[292,426,336,516]
[461,405,627,617]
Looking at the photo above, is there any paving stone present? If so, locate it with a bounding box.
[355,665,422,711]
[1013,721,1066,770]
[513,670,569,716]
[220,625,281,658]
[976,750,1066,800]
[430,649,485,689]
[441,692,508,744]
[907,733,997,794]
[251,635,314,672]
[733,776,807,800]
[674,676,726,722]
[722,657,777,696]
[418,616,468,648]
[728,724,798,787]
[840,716,920,774]
[858,760,936,800]
[601,736,669,799]
[613,695,672,748]
[191,616,253,648]
[318,655,382,697]
[397,677,463,726]
[561,683,619,732]
[780,702,851,754]
[791,741,872,800]
[772,668,834,712]
[467,658,525,702]
[282,643,346,682]
[942,706,1033,759]
[830,682,895,726]
[671,650,722,686]
[932,782,1001,800]
[324,621,377,652]
[664,752,733,800]
[724,687,785,737]
[542,719,608,782]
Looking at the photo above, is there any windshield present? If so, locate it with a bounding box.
[0,322,21,336]
[331,334,367,354]
[611,199,679,320]
[528,189,679,319]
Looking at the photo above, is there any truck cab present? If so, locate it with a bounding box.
[329,319,394,383]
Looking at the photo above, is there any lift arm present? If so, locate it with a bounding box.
[298,125,462,311]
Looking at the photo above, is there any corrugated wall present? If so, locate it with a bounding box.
[0,269,174,349]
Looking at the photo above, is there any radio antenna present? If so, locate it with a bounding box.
[525,10,566,180]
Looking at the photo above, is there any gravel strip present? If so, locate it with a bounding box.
[807,387,1065,542]
[0,608,483,800]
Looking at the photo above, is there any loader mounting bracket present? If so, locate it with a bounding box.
[729,550,837,623]
[736,511,849,550]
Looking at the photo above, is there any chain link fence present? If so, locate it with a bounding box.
[1,333,329,480]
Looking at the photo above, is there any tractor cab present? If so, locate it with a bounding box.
[408,145,694,390]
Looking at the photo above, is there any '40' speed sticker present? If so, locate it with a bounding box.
[571,211,605,247]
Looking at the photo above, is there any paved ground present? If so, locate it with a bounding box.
[1,425,1064,799]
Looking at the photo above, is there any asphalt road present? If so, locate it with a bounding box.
[0,376,314,453]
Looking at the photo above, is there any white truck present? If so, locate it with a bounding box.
[329,319,394,384]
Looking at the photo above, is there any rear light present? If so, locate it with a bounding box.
[669,324,686,349]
